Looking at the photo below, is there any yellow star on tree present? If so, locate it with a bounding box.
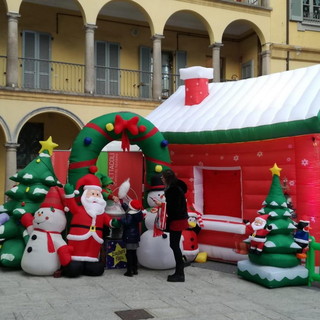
[270,163,282,176]
[39,136,59,156]
[108,242,127,267]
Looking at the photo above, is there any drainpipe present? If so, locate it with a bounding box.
[286,0,290,70]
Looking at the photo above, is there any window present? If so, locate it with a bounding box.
[17,122,44,169]
[200,168,242,218]
[290,0,320,24]
[95,41,120,95]
[241,60,254,79]
[22,31,51,89]
[303,0,320,20]
[139,47,187,98]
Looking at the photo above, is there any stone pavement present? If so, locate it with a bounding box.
[1,261,319,320]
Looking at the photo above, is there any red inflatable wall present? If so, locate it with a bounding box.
[170,133,320,242]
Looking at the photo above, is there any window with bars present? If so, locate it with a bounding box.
[291,0,320,24]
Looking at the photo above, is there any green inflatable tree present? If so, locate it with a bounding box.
[0,137,62,268]
[237,163,309,288]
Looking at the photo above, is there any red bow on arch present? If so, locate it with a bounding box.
[114,115,140,151]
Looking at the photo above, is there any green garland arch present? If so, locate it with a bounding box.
[67,111,171,194]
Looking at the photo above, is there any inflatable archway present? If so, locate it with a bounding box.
[67,112,171,192]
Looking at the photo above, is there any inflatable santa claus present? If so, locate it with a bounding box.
[62,167,120,277]
[244,214,272,255]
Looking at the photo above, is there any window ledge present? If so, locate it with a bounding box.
[298,20,320,32]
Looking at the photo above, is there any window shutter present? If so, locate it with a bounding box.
[108,43,120,96]
[95,41,107,95]
[23,31,36,88]
[139,46,152,98]
[290,0,303,21]
[38,33,50,89]
[23,31,50,89]
[176,50,187,87]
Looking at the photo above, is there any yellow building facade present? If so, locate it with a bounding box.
[0,0,320,200]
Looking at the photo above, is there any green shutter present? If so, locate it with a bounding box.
[108,43,120,96]
[95,41,119,95]
[23,31,36,88]
[38,33,50,89]
[95,41,107,95]
[23,31,50,89]
[290,0,303,21]
[139,46,152,98]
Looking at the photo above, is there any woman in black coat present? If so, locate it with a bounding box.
[161,169,189,282]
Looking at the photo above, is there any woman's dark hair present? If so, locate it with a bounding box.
[161,169,178,186]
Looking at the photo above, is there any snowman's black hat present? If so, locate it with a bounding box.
[149,174,164,191]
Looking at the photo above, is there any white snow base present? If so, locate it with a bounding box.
[237,259,309,288]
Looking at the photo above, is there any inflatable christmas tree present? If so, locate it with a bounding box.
[0,137,62,268]
[237,164,309,288]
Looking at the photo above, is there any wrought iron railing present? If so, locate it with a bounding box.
[0,56,181,99]
[303,12,320,24]
[18,57,85,93]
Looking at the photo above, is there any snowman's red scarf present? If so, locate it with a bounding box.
[34,228,61,253]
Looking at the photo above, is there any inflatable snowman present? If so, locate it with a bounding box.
[20,186,72,276]
[137,175,178,269]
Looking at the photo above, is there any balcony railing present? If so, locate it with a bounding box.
[0,56,181,100]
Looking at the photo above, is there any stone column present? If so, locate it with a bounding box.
[5,143,19,192]
[261,50,271,75]
[152,34,164,100]
[84,24,97,94]
[6,12,21,88]
[211,42,223,82]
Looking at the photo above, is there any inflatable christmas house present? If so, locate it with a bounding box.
[146,64,320,264]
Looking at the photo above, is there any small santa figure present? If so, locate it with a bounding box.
[244,214,272,255]
[62,167,120,277]
[20,186,72,276]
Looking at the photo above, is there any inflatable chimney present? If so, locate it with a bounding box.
[180,66,214,106]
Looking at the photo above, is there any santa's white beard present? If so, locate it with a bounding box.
[81,193,106,218]
[251,221,266,231]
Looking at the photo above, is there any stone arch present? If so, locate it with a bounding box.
[67,112,171,193]
[13,107,84,143]
[0,116,12,142]
[164,9,214,43]
[223,19,266,47]
[96,0,155,35]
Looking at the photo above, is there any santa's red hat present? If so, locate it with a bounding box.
[299,215,310,224]
[256,214,269,222]
[129,199,143,211]
[75,173,102,192]
[41,186,64,211]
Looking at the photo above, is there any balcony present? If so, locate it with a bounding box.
[0,56,181,100]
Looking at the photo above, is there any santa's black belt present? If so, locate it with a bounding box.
[70,224,103,231]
